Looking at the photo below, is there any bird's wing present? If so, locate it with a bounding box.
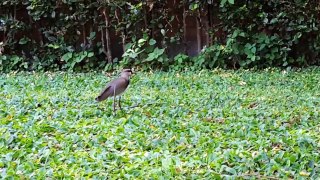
[96,78,127,102]
[113,78,129,95]
[96,85,112,102]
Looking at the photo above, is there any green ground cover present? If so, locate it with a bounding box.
[0,69,319,179]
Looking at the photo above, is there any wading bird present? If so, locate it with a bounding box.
[96,69,133,112]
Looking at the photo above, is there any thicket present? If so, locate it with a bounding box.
[1,0,320,72]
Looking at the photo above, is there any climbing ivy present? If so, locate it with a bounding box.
[1,0,320,72]
[196,0,320,68]
[0,0,181,72]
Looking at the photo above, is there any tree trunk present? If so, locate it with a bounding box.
[100,28,108,61]
[207,1,214,46]
[82,24,86,49]
[102,8,113,64]
[182,3,188,55]
[147,0,155,38]
[196,10,203,53]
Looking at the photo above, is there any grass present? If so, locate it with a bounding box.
[0,68,320,179]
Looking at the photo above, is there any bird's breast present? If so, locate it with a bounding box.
[113,82,129,96]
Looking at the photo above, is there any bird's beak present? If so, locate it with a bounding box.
[130,68,134,76]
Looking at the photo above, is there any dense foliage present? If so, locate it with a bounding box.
[1,0,320,72]
[205,1,320,69]
[1,69,320,178]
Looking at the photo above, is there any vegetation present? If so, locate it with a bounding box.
[1,69,319,178]
[1,1,320,72]
[1,0,319,179]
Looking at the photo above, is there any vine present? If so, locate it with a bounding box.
[1,0,320,72]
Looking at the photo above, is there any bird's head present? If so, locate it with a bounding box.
[120,68,133,78]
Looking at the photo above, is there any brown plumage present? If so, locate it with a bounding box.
[96,69,133,112]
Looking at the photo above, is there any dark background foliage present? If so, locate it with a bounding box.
[1,0,320,72]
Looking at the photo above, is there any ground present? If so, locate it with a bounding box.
[0,68,319,178]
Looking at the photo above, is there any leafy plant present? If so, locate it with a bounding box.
[1,68,320,178]
[61,51,94,71]
[170,53,190,71]
[121,35,168,69]
[0,55,27,72]
[212,0,320,68]
[1,0,320,71]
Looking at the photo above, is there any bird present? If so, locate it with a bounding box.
[95,69,133,112]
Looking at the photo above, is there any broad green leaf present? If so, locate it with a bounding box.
[149,39,156,46]
[62,52,73,61]
[87,52,94,58]
[228,0,234,4]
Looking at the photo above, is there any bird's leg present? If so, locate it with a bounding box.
[113,86,116,113]
[118,96,122,110]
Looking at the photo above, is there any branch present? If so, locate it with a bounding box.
[102,7,113,64]
[100,28,108,59]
